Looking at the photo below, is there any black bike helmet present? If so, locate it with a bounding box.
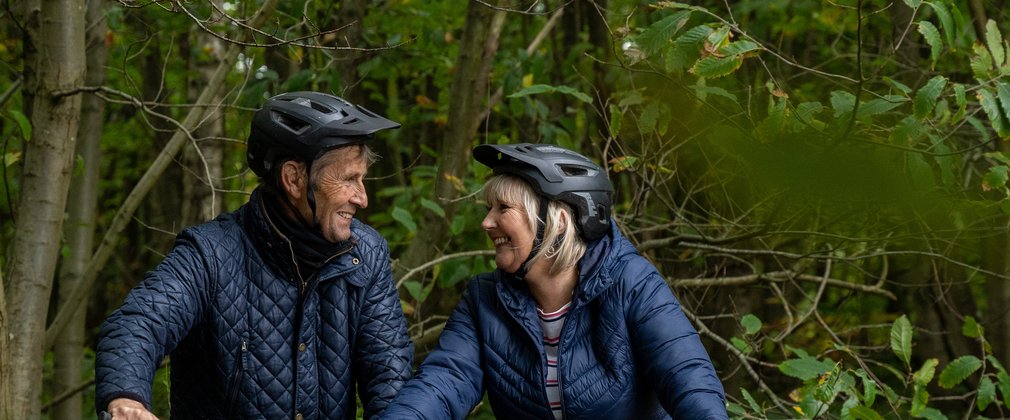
[473,143,613,241]
[247,91,400,180]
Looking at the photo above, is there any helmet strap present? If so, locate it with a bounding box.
[516,197,549,280]
[303,160,321,227]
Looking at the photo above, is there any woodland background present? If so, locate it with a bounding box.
[3,0,1010,418]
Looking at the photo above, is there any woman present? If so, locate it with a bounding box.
[383,143,728,419]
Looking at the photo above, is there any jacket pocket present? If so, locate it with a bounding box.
[225,334,249,419]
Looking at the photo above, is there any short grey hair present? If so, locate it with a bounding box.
[308,144,379,187]
[483,174,586,276]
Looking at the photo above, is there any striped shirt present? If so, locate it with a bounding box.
[538,302,571,420]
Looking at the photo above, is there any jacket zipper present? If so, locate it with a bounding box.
[226,338,248,418]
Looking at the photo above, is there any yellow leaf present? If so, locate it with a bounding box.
[522,74,534,88]
[793,406,805,416]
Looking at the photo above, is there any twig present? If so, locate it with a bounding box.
[395,250,495,288]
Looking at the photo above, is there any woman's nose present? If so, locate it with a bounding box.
[480,211,494,230]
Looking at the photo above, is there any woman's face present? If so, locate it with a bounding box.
[481,199,535,273]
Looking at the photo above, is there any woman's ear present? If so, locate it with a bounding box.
[556,207,569,234]
[279,160,307,201]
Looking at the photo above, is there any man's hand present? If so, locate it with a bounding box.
[107,398,159,420]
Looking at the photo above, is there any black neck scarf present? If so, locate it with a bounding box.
[260,190,352,280]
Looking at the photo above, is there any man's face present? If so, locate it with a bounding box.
[297,147,368,242]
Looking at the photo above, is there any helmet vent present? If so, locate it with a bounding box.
[559,164,592,177]
[309,101,333,113]
[273,112,310,133]
[342,117,360,125]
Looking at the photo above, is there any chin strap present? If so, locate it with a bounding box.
[514,197,549,280]
[278,159,321,230]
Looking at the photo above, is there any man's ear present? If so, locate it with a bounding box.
[279,160,307,200]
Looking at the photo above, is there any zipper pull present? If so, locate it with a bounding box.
[241,340,248,352]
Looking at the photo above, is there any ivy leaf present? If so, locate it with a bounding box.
[978,88,1009,138]
[420,198,445,218]
[962,315,985,338]
[914,75,947,120]
[891,315,913,366]
[981,165,1005,191]
[779,357,834,380]
[638,11,692,55]
[987,19,1006,67]
[741,314,762,335]
[391,206,417,233]
[978,376,996,411]
[918,21,942,67]
[913,358,939,386]
[690,55,743,78]
[938,355,983,389]
[927,1,955,46]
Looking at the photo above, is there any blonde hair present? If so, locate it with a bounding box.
[483,174,586,276]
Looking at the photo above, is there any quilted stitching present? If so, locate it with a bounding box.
[96,192,412,419]
[383,223,727,420]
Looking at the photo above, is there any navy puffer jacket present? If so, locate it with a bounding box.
[96,190,412,419]
[383,223,727,419]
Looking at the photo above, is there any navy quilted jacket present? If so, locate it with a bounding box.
[384,223,727,419]
[95,190,412,419]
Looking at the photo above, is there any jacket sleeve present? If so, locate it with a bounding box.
[380,279,485,420]
[94,231,212,413]
[626,266,729,420]
[353,239,414,419]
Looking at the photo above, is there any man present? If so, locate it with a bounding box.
[95,92,413,419]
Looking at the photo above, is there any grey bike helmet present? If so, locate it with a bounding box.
[247,91,400,180]
[473,143,613,241]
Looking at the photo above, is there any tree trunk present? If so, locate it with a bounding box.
[4,0,85,416]
[395,0,506,352]
[44,0,281,350]
[328,0,367,104]
[183,0,226,226]
[50,1,107,418]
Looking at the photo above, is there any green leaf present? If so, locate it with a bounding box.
[938,355,983,389]
[705,25,731,50]
[927,1,955,46]
[667,25,713,72]
[884,77,914,95]
[856,369,878,406]
[849,404,884,420]
[740,388,762,414]
[9,109,31,141]
[391,206,417,233]
[741,314,762,335]
[690,55,743,78]
[830,90,856,118]
[731,337,753,354]
[981,165,1005,191]
[779,357,834,381]
[911,384,929,415]
[718,40,761,57]
[997,82,1010,122]
[508,84,592,104]
[918,21,942,67]
[997,369,1010,410]
[978,88,1009,138]
[962,315,985,338]
[953,83,966,121]
[916,407,946,420]
[450,214,467,235]
[638,11,692,55]
[640,102,660,133]
[987,19,1006,67]
[608,104,623,138]
[420,198,445,218]
[402,280,425,302]
[972,42,997,81]
[858,95,908,121]
[913,358,939,385]
[914,76,947,120]
[979,376,996,411]
[902,0,922,7]
[891,315,913,366]
[3,151,22,167]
